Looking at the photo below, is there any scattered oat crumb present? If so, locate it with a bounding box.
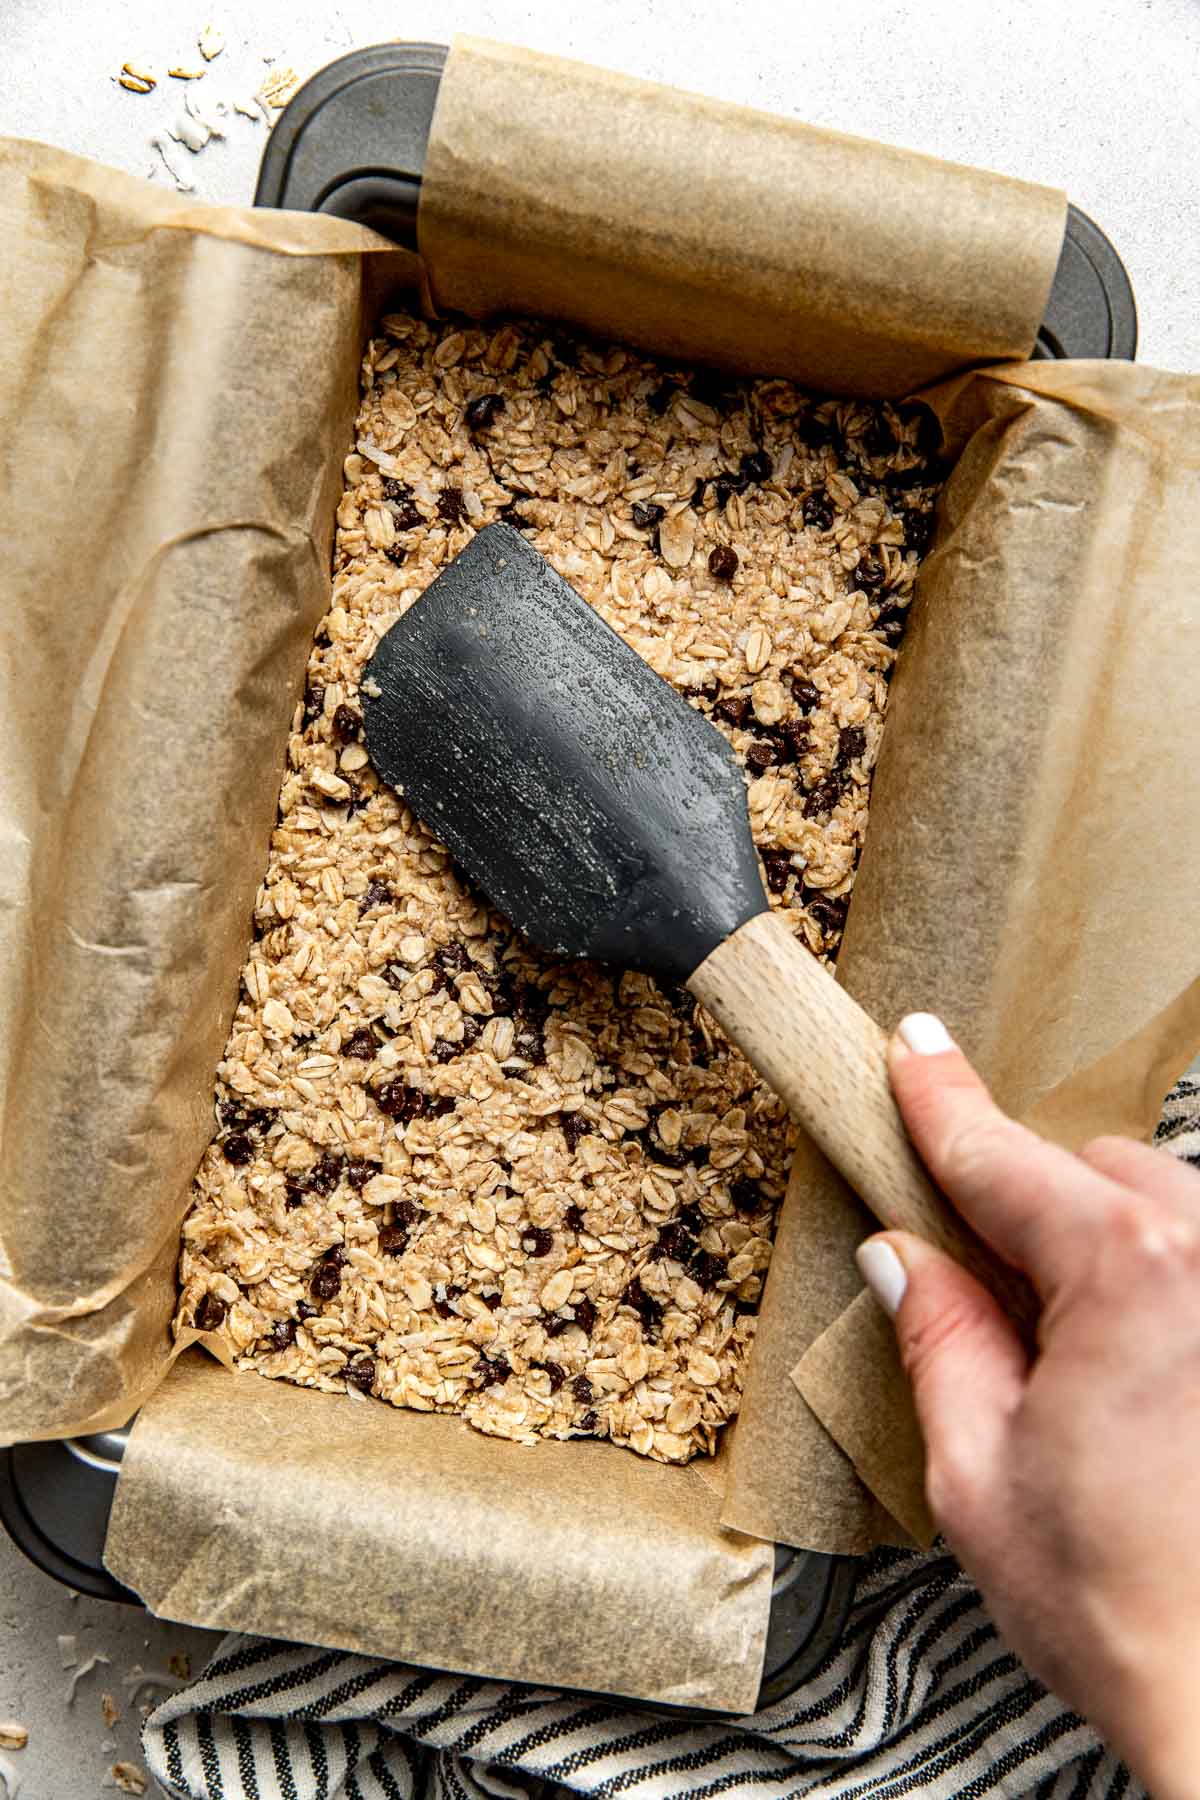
[111,1764,148,1796]
[118,62,156,94]
[0,1723,27,1751]
[169,65,207,79]
[56,1632,78,1668]
[66,1651,111,1706]
[169,111,210,154]
[101,1692,121,1729]
[233,98,261,120]
[168,1651,191,1681]
[149,134,196,194]
[198,25,224,61]
[258,65,301,109]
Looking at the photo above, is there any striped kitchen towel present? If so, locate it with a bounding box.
[143,1076,1200,1800]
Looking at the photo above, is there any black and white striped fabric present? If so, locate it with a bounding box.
[143,1077,1200,1800]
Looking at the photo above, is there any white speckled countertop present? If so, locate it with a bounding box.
[2,1,1197,1792]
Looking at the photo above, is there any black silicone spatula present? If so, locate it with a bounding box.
[363,523,1032,1320]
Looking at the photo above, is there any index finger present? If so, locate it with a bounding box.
[887,1015,1129,1299]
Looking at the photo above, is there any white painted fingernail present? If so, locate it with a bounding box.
[856,1241,908,1317]
[898,1012,956,1056]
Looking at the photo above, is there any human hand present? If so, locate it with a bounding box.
[857,1015,1200,1799]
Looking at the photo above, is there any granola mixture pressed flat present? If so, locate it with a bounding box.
[175,313,944,1463]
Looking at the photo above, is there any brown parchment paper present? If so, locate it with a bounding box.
[728,361,1200,1551]
[105,1350,770,1712]
[1,48,1197,1700]
[419,36,1067,400]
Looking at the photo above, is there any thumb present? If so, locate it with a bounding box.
[857,1232,1028,1542]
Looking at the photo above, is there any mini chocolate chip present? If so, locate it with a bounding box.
[431,1039,459,1064]
[562,1117,587,1154]
[435,942,471,977]
[803,491,835,531]
[383,964,409,993]
[712,694,749,727]
[653,1222,692,1262]
[437,487,469,525]
[761,850,792,894]
[631,500,664,530]
[297,1301,317,1320]
[307,1152,343,1197]
[740,448,773,485]
[465,392,505,431]
[389,499,424,531]
[876,603,908,645]
[542,1361,566,1394]
[345,1160,380,1191]
[688,1248,725,1289]
[804,889,850,935]
[382,478,413,503]
[744,742,775,775]
[358,881,392,914]
[578,1409,599,1433]
[310,1261,342,1300]
[804,772,844,818]
[522,1225,554,1257]
[193,1292,227,1331]
[322,1244,349,1267]
[853,550,886,592]
[572,1373,594,1406]
[690,476,709,506]
[790,675,821,714]
[497,498,532,529]
[374,1078,425,1120]
[459,1016,483,1051]
[708,544,739,582]
[647,381,676,416]
[269,1318,297,1351]
[678,1203,704,1234]
[573,1296,598,1336]
[481,1291,503,1311]
[514,1022,545,1064]
[341,1028,377,1060]
[776,720,811,764]
[345,1356,376,1392]
[564,1200,587,1230]
[332,704,361,743]
[378,1225,410,1256]
[838,725,867,766]
[474,1352,511,1388]
[302,681,325,726]
[382,544,407,569]
[430,1094,457,1117]
[623,1278,663,1335]
[221,1132,253,1166]
[284,1177,308,1210]
[433,1282,464,1319]
[729,1178,765,1214]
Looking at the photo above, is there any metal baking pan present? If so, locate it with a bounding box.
[254,42,1138,362]
[0,42,1138,1714]
[0,1427,857,1710]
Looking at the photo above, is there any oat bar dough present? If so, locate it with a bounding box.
[175,313,943,1463]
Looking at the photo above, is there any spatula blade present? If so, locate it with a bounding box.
[362,524,765,982]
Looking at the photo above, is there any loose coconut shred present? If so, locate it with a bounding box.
[175,313,944,1463]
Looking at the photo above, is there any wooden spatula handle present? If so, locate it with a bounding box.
[688,910,1037,1332]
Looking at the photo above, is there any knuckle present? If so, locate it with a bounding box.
[900,1296,980,1387]
[939,1115,1016,1196]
